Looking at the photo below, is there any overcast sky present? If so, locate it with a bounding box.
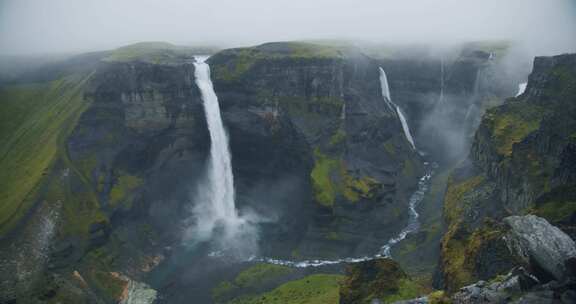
[0,0,575,55]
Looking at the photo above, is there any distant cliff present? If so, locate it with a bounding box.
[438,53,576,292]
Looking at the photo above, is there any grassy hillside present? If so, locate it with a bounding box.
[0,74,92,236]
[227,274,344,304]
[102,41,214,64]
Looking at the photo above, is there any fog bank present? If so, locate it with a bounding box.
[1,0,575,56]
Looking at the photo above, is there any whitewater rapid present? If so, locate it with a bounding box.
[379,67,416,150]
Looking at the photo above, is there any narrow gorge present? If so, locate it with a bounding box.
[0,36,574,304]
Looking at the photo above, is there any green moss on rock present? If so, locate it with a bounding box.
[310,148,340,207]
[340,258,423,304]
[103,42,202,64]
[440,219,509,293]
[443,175,484,225]
[310,148,381,206]
[533,184,576,224]
[211,41,344,81]
[484,102,545,156]
[234,264,293,289]
[109,172,143,207]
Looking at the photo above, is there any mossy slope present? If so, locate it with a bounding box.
[227,274,343,304]
[0,74,93,235]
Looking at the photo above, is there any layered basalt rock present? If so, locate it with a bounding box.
[438,53,576,292]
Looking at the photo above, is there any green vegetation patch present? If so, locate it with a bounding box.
[428,290,451,304]
[485,102,545,156]
[310,148,340,207]
[212,41,344,81]
[340,259,423,304]
[443,175,484,225]
[440,220,506,292]
[234,264,293,289]
[109,172,143,207]
[310,148,380,206]
[533,184,576,223]
[0,74,92,235]
[103,42,201,64]
[341,169,380,203]
[227,274,343,304]
[440,174,492,292]
[213,263,294,302]
[383,279,422,303]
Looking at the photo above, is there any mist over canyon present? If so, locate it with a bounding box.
[1,1,576,304]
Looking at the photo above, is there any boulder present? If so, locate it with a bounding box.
[504,215,576,282]
[451,267,539,304]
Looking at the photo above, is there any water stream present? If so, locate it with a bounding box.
[379,67,416,150]
[248,166,433,268]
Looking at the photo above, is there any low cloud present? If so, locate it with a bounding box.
[0,0,575,56]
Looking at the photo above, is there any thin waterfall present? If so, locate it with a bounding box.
[188,56,257,256]
[463,69,482,124]
[379,67,416,150]
[243,68,434,268]
[379,67,395,112]
[516,82,527,97]
[438,57,445,106]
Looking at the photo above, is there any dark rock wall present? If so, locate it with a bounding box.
[209,45,423,258]
[438,53,576,292]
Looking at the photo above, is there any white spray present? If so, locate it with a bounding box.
[516,82,527,97]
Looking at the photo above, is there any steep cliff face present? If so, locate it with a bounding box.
[438,53,576,292]
[0,41,426,302]
[0,44,212,303]
[209,42,423,258]
[375,43,529,280]
[472,54,576,218]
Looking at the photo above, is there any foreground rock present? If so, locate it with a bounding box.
[504,215,576,282]
[451,267,539,304]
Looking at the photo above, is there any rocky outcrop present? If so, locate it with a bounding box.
[471,54,576,217]
[451,267,539,304]
[209,42,423,259]
[438,53,576,293]
[379,42,529,164]
[504,215,576,282]
[340,258,422,304]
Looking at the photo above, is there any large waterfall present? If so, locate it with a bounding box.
[189,56,256,256]
[379,67,416,150]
